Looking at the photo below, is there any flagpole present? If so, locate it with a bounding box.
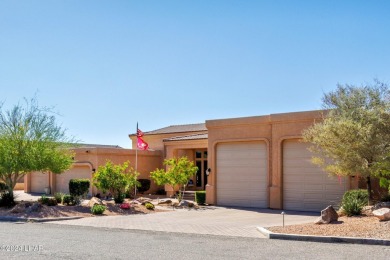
[135,122,138,199]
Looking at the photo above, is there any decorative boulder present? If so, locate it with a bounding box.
[315,205,339,224]
[137,197,153,204]
[26,202,42,213]
[373,202,390,211]
[373,208,390,221]
[88,197,103,207]
[178,200,199,209]
[158,199,172,205]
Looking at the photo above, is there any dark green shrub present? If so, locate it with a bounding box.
[195,191,206,205]
[0,182,8,192]
[38,195,58,206]
[341,189,369,216]
[91,204,106,215]
[69,179,90,198]
[0,191,15,207]
[62,194,75,205]
[155,188,166,195]
[137,179,151,193]
[380,193,390,202]
[54,192,65,204]
[114,193,125,204]
[145,202,155,210]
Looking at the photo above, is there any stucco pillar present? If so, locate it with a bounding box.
[50,172,56,195]
[24,174,31,193]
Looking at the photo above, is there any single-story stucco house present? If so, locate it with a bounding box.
[129,110,356,212]
[27,109,370,212]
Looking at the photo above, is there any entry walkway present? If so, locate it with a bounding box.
[47,207,318,238]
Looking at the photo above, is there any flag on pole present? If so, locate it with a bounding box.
[136,124,149,150]
[137,128,144,138]
[137,137,149,150]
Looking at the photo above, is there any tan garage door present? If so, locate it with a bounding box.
[30,172,50,193]
[56,166,92,195]
[283,139,347,212]
[216,141,268,208]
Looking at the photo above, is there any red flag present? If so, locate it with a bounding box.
[137,136,149,150]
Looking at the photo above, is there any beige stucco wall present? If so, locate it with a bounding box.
[25,147,163,195]
[129,130,207,156]
[206,110,327,209]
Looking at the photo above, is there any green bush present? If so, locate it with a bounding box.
[195,191,206,205]
[0,191,15,207]
[54,192,65,204]
[0,182,8,192]
[137,179,151,193]
[69,179,90,198]
[145,202,155,210]
[91,204,106,215]
[62,194,75,205]
[341,189,369,216]
[38,195,58,206]
[114,193,126,204]
[380,193,390,202]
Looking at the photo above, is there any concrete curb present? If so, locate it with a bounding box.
[0,216,84,223]
[257,227,390,246]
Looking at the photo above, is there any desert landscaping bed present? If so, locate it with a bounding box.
[268,214,390,240]
[0,199,167,219]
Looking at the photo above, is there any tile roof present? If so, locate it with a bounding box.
[163,133,208,142]
[132,123,207,136]
[75,143,123,149]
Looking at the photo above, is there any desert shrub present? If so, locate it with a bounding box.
[0,182,8,192]
[145,202,155,210]
[0,191,15,207]
[341,189,369,216]
[69,179,90,198]
[91,204,106,215]
[195,191,206,205]
[155,188,166,196]
[38,195,58,206]
[380,193,390,202]
[62,194,75,205]
[54,192,65,204]
[137,179,151,193]
[114,192,125,204]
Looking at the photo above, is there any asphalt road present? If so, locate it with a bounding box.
[0,222,389,260]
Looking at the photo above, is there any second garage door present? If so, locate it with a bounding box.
[56,166,92,195]
[30,171,50,193]
[216,141,268,208]
[283,139,347,212]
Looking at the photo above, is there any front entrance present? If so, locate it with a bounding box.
[195,150,208,190]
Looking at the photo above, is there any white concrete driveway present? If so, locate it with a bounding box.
[47,206,318,238]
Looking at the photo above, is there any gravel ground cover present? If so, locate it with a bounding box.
[0,199,166,219]
[268,214,390,240]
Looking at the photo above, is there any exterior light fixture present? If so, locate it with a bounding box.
[205,168,211,176]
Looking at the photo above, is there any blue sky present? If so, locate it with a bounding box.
[1,1,389,148]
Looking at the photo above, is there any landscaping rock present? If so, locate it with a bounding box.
[373,202,390,211]
[178,200,199,209]
[372,208,390,221]
[26,202,42,213]
[80,200,90,207]
[9,204,27,214]
[137,197,153,204]
[315,205,339,224]
[158,199,172,205]
[88,197,103,207]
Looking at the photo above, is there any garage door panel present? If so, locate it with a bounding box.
[217,142,267,208]
[30,172,49,193]
[283,140,346,212]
